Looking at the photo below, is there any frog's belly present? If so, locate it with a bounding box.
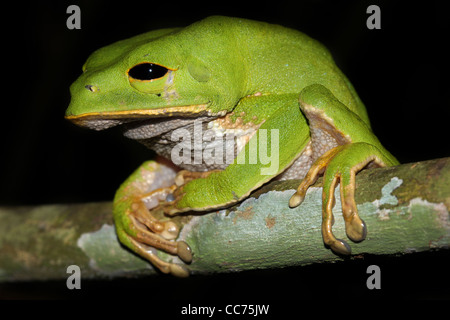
[144,137,238,172]
[136,118,258,172]
[275,141,314,180]
[146,136,316,182]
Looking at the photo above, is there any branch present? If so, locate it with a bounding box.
[1,158,449,281]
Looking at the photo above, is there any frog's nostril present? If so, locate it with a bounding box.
[85,85,99,92]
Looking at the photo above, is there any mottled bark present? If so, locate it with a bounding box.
[1,158,449,281]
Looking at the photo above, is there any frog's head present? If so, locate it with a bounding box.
[66,17,247,133]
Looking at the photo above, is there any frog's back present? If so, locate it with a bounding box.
[190,16,369,125]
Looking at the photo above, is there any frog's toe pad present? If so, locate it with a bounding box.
[160,221,180,240]
[346,218,367,243]
[169,264,190,278]
[177,241,193,263]
[329,239,352,256]
[289,193,304,208]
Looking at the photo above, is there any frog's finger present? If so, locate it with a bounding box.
[289,146,342,208]
[129,214,191,263]
[161,170,217,217]
[334,143,389,242]
[173,170,215,187]
[115,216,191,277]
[290,144,352,255]
[116,207,193,276]
[340,167,367,242]
[129,204,193,264]
[321,160,352,255]
[132,200,180,239]
[324,142,392,252]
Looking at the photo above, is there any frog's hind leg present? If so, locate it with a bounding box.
[289,84,398,255]
[289,145,358,255]
[290,143,388,255]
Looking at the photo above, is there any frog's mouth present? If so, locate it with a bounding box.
[65,104,216,131]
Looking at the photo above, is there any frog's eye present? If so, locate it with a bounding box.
[128,63,175,94]
[128,63,168,81]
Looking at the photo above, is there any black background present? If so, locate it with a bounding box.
[1,0,449,303]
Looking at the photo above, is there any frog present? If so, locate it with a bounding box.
[66,16,398,277]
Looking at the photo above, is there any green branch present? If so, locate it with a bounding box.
[1,158,449,281]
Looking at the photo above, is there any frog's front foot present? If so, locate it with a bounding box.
[289,143,388,255]
[113,161,197,277]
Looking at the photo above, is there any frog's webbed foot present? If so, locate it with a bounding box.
[289,143,387,255]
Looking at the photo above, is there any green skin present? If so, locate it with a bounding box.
[66,16,398,276]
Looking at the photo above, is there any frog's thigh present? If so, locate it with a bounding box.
[291,85,395,254]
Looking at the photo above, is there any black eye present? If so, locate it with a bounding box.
[128,63,168,81]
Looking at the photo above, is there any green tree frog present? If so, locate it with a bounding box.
[66,16,398,277]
